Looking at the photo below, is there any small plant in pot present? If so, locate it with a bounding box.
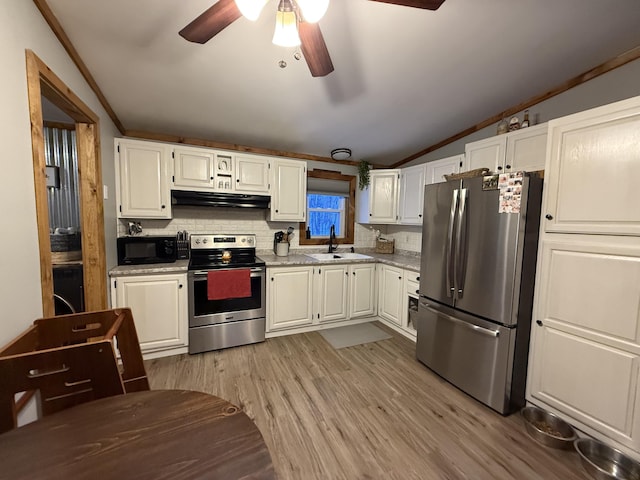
[358,160,371,190]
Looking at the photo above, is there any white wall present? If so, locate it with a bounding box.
[407,58,640,165]
[0,0,119,346]
[381,58,640,253]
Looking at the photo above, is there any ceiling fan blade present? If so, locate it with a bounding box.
[299,22,334,78]
[179,0,242,44]
[368,0,446,10]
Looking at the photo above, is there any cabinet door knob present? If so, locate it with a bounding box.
[369,213,372,217]
[415,289,419,295]
[536,320,543,326]
[345,272,348,276]
[210,176,214,180]
[179,284,183,289]
[398,276,402,280]
[416,276,420,281]
[236,179,240,183]
[545,214,553,220]
[353,272,356,276]
[497,166,503,171]
[275,209,279,213]
[505,164,511,169]
[161,204,166,209]
[419,214,422,217]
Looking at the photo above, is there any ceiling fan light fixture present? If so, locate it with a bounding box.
[272,1,301,47]
[235,0,268,21]
[296,0,329,23]
[330,148,352,161]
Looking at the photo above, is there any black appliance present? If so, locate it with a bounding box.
[117,235,177,265]
[171,190,270,209]
[53,265,84,315]
[188,234,265,354]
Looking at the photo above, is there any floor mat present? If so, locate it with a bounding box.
[319,322,391,349]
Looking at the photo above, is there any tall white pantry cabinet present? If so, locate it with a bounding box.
[527,95,640,458]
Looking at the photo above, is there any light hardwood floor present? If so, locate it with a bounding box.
[145,323,587,480]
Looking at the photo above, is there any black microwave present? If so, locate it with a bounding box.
[117,236,177,265]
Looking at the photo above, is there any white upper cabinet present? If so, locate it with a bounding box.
[543,96,640,236]
[399,164,426,225]
[464,124,547,174]
[270,158,306,221]
[505,124,547,172]
[173,146,215,190]
[425,155,463,184]
[116,139,172,219]
[465,135,506,173]
[235,154,270,194]
[369,170,400,223]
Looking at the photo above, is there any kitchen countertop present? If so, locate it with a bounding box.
[109,259,190,277]
[108,252,421,277]
[257,250,421,273]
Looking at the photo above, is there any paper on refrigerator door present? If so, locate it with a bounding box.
[498,172,524,213]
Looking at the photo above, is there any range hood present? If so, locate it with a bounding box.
[171,190,270,209]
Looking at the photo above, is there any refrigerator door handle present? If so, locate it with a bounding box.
[421,302,500,338]
[454,188,469,299]
[446,189,459,298]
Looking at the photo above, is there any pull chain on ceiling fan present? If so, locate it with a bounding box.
[179,0,446,77]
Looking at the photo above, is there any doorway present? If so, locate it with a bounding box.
[25,50,107,317]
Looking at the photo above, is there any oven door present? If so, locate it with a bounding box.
[188,267,265,327]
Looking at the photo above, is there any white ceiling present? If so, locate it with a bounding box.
[45,0,640,166]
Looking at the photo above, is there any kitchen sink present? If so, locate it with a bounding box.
[304,253,373,261]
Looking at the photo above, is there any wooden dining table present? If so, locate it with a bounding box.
[0,389,276,480]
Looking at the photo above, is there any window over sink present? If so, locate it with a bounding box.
[299,170,355,246]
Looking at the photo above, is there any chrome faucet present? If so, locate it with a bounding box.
[328,224,337,253]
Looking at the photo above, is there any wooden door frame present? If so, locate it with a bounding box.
[25,49,107,317]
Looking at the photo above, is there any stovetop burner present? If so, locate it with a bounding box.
[188,234,264,270]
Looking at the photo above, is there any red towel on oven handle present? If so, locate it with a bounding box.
[207,269,252,300]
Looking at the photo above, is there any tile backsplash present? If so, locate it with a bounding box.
[117,206,423,252]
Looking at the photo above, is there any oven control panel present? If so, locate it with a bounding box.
[190,234,255,249]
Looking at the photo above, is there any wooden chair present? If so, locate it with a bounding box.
[0,308,149,434]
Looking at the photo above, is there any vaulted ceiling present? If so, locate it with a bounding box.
[44,0,640,166]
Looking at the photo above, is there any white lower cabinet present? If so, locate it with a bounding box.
[317,264,349,323]
[349,263,376,318]
[267,263,377,334]
[528,235,640,454]
[111,273,188,356]
[377,264,404,326]
[267,266,314,331]
[377,265,419,340]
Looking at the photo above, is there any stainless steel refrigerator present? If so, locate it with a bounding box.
[416,173,543,415]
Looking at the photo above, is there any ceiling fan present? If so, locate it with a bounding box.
[179,0,446,77]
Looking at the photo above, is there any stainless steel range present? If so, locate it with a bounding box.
[188,234,266,354]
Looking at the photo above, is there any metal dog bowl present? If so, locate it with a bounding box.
[575,438,640,480]
[521,406,577,449]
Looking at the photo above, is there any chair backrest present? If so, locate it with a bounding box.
[0,339,125,434]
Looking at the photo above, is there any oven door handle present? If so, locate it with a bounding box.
[191,268,265,276]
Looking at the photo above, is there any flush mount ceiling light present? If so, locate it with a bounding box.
[179,0,446,78]
[331,148,352,161]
